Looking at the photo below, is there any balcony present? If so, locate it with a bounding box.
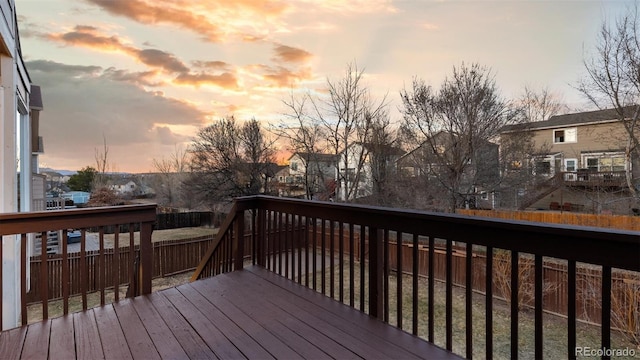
[562,170,627,188]
[1,197,639,359]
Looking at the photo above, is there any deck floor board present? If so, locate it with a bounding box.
[2,266,461,359]
[49,316,75,360]
[93,304,133,360]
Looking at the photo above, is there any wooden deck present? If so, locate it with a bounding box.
[0,266,460,359]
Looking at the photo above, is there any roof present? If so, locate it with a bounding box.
[501,106,637,132]
[398,131,497,163]
[289,152,337,163]
[360,143,406,156]
[29,85,43,110]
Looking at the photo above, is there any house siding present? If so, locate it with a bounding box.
[530,121,628,167]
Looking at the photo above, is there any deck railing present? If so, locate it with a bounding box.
[562,170,627,187]
[192,196,640,359]
[0,204,156,328]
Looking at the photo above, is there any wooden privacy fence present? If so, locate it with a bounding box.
[155,211,214,230]
[386,241,637,327]
[27,235,214,303]
[458,209,640,231]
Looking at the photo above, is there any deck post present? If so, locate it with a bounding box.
[139,221,153,295]
[368,227,384,318]
[234,209,245,271]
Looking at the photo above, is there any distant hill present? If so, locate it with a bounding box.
[40,168,133,177]
[40,168,77,176]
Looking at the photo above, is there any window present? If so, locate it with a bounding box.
[535,161,551,174]
[480,192,489,200]
[553,128,577,143]
[290,161,298,171]
[565,159,577,172]
[583,153,627,172]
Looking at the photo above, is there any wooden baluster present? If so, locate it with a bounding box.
[368,227,383,318]
[466,243,473,359]
[511,251,519,360]
[41,231,49,319]
[396,230,402,328]
[233,209,245,271]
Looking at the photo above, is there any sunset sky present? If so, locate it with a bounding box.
[17,0,633,173]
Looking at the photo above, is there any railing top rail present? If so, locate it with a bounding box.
[239,196,640,271]
[0,204,157,235]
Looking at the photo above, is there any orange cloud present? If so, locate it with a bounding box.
[48,26,190,74]
[48,25,126,52]
[86,0,290,43]
[259,65,313,87]
[272,44,312,64]
[173,72,239,89]
[46,25,242,90]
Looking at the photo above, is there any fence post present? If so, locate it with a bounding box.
[139,221,153,295]
[234,209,245,271]
[369,227,384,318]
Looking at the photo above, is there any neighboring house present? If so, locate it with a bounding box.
[273,166,306,198]
[500,107,640,212]
[337,143,405,201]
[287,152,337,200]
[397,132,500,209]
[0,0,40,330]
[110,178,139,195]
[502,107,638,179]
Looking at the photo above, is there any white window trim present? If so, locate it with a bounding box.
[553,127,577,144]
[580,151,628,172]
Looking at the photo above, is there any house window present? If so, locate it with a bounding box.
[565,159,577,172]
[553,128,577,144]
[535,161,551,174]
[290,162,298,171]
[480,192,489,200]
[583,153,627,172]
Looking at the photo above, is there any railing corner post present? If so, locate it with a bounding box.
[139,221,153,295]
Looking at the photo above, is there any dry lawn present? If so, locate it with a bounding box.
[97,227,216,248]
[310,259,640,360]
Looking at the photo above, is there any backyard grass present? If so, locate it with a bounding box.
[310,259,640,360]
[96,226,216,247]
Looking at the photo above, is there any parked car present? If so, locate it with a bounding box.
[66,229,81,244]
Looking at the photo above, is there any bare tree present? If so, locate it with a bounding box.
[365,111,402,206]
[578,5,640,198]
[319,62,389,202]
[93,134,111,190]
[187,117,276,203]
[276,91,332,200]
[152,145,190,208]
[278,62,389,202]
[400,63,518,212]
[519,86,569,122]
